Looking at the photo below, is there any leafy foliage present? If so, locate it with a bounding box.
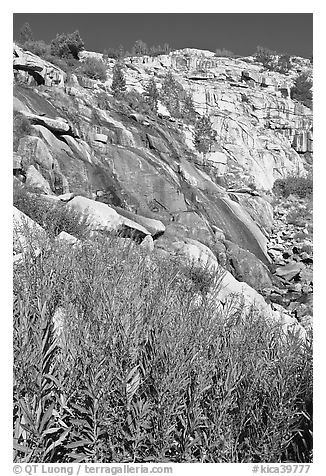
[21,40,51,58]
[13,231,313,463]
[50,31,85,60]
[79,57,107,81]
[103,47,124,60]
[193,115,217,154]
[273,174,313,199]
[291,73,313,109]
[111,62,126,98]
[13,185,90,239]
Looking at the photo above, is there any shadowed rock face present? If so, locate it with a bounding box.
[12,47,312,301]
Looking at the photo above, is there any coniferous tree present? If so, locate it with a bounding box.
[160,71,183,117]
[193,115,217,155]
[255,45,276,70]
[143,78,159,113]
[291,72,312,109]
[132,39,148,56]
[111,61,126,97]
[276,54,292,74]
[19,22,33,44]
[182,92,197,124]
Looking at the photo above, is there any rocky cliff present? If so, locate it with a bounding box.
[13,45,313,336]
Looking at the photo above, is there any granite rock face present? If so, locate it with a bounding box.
[13,45,312,336]
[13,43,66,87]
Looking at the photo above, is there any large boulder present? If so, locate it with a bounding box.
[275,262,305,281]
[224,240,273,292]
[21,112,73,135]
[113,206,165,238]
[17,136,54,171]
[213,270,306,340]
[67,196,150,240]
[25,165,52,194]
[157,236,305,339]
[13,44,65,87]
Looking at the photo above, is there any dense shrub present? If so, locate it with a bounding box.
[13,185,90,239]
[13,111,32,151]
[79,57,107,81]
[255,45,276,70]
[13,232,312,463]
[96,91,111,110]
[123,89,152,115]
[291,73,313,109]
[273,175,313,199]
[103,47,124,60]
[21,39,51,57]
[254,47,293,74]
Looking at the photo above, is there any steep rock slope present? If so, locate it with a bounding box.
[13,45,312,334]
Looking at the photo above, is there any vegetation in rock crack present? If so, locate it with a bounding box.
[143,78,159,113]
[193,115,217,155]
[111,62,127,98]
[13,231,312,463]
[160,72,196,123]
[160,71,184,118]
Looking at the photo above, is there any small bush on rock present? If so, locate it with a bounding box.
[21,39,51,58]
[79,57,107,81]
